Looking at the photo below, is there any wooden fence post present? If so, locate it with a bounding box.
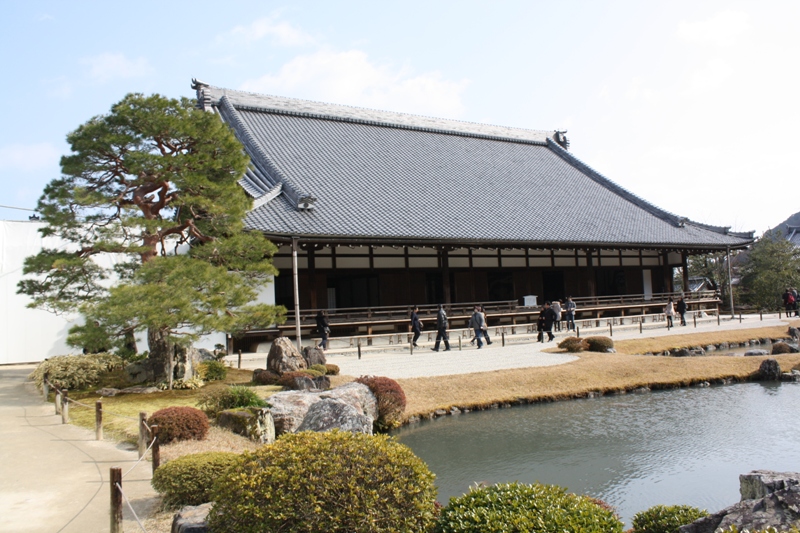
[110,467,123,533]
[357,340,362,360]
[96,400,103,441]
[609,323,613,337]
[409,341,414,355]
[237,349,242,369]
[42,373,49,401]
[151,425,160,474]
[55,388,61,415]
[576,327,580,338]
[61,390,69,424]
[458,336,462,351]
[138,412,148,459]
[502,331,506,346]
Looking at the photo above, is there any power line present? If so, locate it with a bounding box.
[0,204,37,212]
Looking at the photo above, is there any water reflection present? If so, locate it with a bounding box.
[393,382,800,526]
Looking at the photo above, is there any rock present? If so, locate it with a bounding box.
[302,346,327,367]
[633,387,651,394]
[124,361,153,384]
[782,371,800,382]
[718,342,729,350]
[267,337,308,374]
[98,388,120,397]
[217,408,275,444]
[605,348,616,353]
[705,345,717,352]
[744,349,770,356]
[296,399,373,434]
[757,358,782,380]
[267,382,377,436]
[312,375,331,390]
[171,502,212,533]
[789,327,800,340]
[173,346,216,381]
[672,348,706,357]
[434,409,447,417]
[121,386,160,394]
[740,470,800,500]
[680,476,800,533]
[286,375,317,391]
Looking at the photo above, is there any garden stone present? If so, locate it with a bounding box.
[789,327,800,340]
[119,386,160,394]
[98,388,120,396]
[744,349,770,356]
[757,359,781,380]
[171,502,211,533]
[217,408,275,444]
[287,375,317,391]
[705,345,716,352]
[124,361,154,384]
[312,375,331,390]
[740,470,800,500]
[296,399,373,434]
[781,371,800,382]
[302,346,327,367]
[267,337,308,374]
[173,346,211,381]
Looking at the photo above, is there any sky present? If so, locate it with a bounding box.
[1,0,798,236]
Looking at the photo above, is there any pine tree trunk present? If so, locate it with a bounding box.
[147,327,173,382]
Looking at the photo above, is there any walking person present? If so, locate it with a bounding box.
[793,288,800,317]
[782,288,795,316]
[536,311,546,342]
[468,306,485,349]
[480,305,493,345]
[565,296,577,331]
[410,306,422,347]
[551,300,562,331]
[431,304,451,352]
[665,297,675,328]
[677,296,687,326]
[315,310,330,350]
[542,301,557,342]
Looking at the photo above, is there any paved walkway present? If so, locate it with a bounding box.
[0,365,158,533]
[229,313,795,379]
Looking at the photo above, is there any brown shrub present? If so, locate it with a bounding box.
[253,369,280,385]
[325,364,340,376]
[558,337,588,353]
[585,336,614,352]
[355,376,407,430]
[148,406,209,444]
[772,342,793,355]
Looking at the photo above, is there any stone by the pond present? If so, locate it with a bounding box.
[680,472,800,533]
[744,349,770,356]
[217,407,275,444]
[782,370,800,382]
[789,327,799,340]
[267,382,377,435]
[171,502,212,533]
[757,358,782,380]
[740,470,800,500]
[267,337,308,374]
[296,398,373,434]
[672,347,706,357]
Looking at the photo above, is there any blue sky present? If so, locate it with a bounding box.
[2,1,798,235]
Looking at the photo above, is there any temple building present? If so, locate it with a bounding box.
[192,80,753,316]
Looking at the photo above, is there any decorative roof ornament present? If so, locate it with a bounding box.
[554,130,570,150]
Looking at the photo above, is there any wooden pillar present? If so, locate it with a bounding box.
[681,251,689,295]
[586,249,596,297]
[308,245,318,309]
[291,237,302,351]
[441,247,451,304]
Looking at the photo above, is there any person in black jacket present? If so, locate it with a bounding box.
[431,304,451,352]
[410,306,422,347]
[542,301,557,342]
[677,297,688,326]
[316,310,330,350]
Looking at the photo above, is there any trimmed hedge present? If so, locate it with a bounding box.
[355,375,407,430]
[631,504,708,533]
[147,406,209,444]
[209,430,437,533]
[197,385,268,417]
[30,353,123,391]
[310,363,328,375]
[558,337,589,353]
[435,482,623,533]
[584,336,614,352]
[151,451,239,507]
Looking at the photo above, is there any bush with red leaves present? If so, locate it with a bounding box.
[147,406,209,444]
[355,376,407,430]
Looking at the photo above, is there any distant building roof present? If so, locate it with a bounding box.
[786,225,800,247]
[193,80,753,250]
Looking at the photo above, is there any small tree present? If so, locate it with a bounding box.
[740,230,800,310]
[18,93,285,380]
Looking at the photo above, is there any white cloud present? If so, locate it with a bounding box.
[682,58,735,95]
[677,10,751,47]
[0,143,61,173]
[219,17,314,47]
[80,53,153,83]
[241,49,469,118]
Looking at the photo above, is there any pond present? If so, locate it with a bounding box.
[392,381,800,527]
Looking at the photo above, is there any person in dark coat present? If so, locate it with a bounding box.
[410,306,422,347]
[480,305,493,345]
[542,301,557,342]
[468,306,485,349]
[677,297,688,326]
[432,304,451,352]
[316,310,330,350]
[536,312,546,343]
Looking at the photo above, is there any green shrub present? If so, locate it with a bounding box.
[303,368,324,378]
[772,342,793,355]
[252,369,280,385]
[209,430,437,533]
[310,363,328,375]
[435,482,623,533]
[151,451,240,507]
[147,406,209,444]
[558,337,588,353]
[198,360,228,381]
[631,504,708,533]
[585,336,614,352]
[157,376,204,390]
[197,385,268,417]
[30,353,123,392]
[355,376,407,430]
[325,363,340,376]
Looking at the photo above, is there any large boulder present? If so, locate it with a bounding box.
[217,408,275,444]
[757,358,782,380]
[296,399,373,434]
[745,349,770,356]
[171,502,211,533]
[788,327,799,340]
[267,382,378,436]
[740,470,800,500]
[303,346,327,367]
[680,473,800,533]
[174,347,215,380]
[267,337,308,374]
[124,361,154,384]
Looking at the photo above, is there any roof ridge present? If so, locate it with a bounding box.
[200,84,553,146]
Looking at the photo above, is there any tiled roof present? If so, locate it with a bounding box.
[194,82,753,249]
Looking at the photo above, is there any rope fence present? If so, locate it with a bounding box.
[41,377,161,532]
